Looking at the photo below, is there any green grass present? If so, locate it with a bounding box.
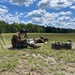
[1,33,75,43]
[0,49,19,72]
[0,33,75,75]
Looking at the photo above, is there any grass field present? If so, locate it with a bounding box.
[0,33,75,75]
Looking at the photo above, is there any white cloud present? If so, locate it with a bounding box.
[58,11,72,15]
[4,14,20,23]
[26,9,46,17]
[57,16,71,22]
[56,16,74,28]
[26,10,58,25]
[37,0,50,9]
[26,9,73,27]
[0,5,8,15]
[20,13,24,16]
[70,6,75,9]
[38,0,73,10]
[26,9,75,28]
[20,20,27,24]
[63,21,75,29]
[0,5,7,9]
[32,17,43,24]
[0,5,26,24]
[44,12,58,20]
[0,13,20,24]
[72,18,75,22]
[15,12,25,17]
[5,0,36,7]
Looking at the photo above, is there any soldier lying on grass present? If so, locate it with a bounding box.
[11,29,40,49]
[34,36,48,43]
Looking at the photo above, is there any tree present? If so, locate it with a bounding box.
[0,20,75,33]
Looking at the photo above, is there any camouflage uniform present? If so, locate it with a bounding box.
[11,33,24,48]
[11,33,40,48]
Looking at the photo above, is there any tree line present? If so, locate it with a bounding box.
[0,20,75,33]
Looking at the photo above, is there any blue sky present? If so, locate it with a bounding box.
[0,0,75,29]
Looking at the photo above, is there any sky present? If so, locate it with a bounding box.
[0,0,75,29]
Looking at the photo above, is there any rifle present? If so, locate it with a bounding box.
[0,33,5,49]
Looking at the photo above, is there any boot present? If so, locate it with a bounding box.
[26,42,41,49]
[33,45,41,49]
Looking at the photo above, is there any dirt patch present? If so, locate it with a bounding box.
[1,52,75,75]
[15,53,75,75]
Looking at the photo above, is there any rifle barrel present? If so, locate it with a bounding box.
[0,34,5,44]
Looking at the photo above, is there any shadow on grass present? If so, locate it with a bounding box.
[7,46,38,50]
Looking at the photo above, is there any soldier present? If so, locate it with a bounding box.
[34,37,45,43]
[11,29,41,49]
[34,36,49,43]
